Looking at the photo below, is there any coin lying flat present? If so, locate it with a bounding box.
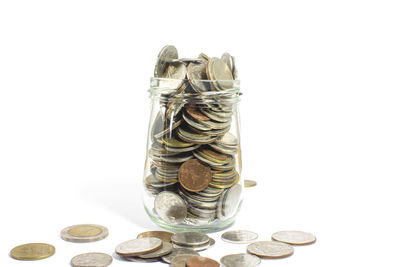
[172,237,215,251]
[161,248,199,263]
[115,237,163,257]
[186,256,220,267]
[271,230,316,245]
[154,191,187,224]
[10,243,55,261]
[171,254,197,267]
[138,241,173,258]
[61,224,108,243]
[220,253,261,267]
[247,241,294,259]
[123,255,161,262]
[178,159,212,192]
[171,232,209,247]
[221,230,258,244]
[244,179,257,188]
[137,230,174,242]
[71,252,112,267]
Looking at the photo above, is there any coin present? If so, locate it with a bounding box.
[221,230,258,244]
[171,254,197,267]
[71,252,112,267]
[115,237,163,257]
[218,184,242,219]
[154,45,178,77]
[187,62,210,92]
[186,256,220,267]
[178,159,212,192]
[171,232,209,247]
[172,237,215,251]
[221,53,234,74]
[154,191,187,224]
[247,241,294,259]
[159,62,187,89]
[10,243,55,261]
[244,179,257,188]
[161,248,199,263]
[207,57,234,90]
[186,104,210,121]
[137,230,174,242]
[139,241,173,258]
[123,255,161,262]
[271,230,316,245]
[220,253,261,267]
[61,224,108,243]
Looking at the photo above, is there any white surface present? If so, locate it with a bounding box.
[1,0,400,266]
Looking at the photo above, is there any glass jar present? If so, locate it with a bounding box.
[142,77,242,232]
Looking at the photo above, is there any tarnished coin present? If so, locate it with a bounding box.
[186,256,220,267]
[244,179,257,188]
[178,159,212,192]
[154,45,178,77]
[171,232,209,247]
[271,230,316,245]
[220,253,261,267]
[61,224,108,243]
[247,241,294,259]
[115,237,163,257]
[137,230,174,242]
[154,191,187,224]
[171,254,197,267]
[221,230,258,244]
[186,104,210,121]
[10,243,55,261]
[71,252,112,267]
[139,241,173,258]
[161,248,199,263]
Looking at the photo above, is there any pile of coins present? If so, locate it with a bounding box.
[145,45,243,227]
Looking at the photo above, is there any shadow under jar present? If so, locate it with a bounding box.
[142,77,242,232]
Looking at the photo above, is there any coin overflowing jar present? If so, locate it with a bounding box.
[143,45,242,232]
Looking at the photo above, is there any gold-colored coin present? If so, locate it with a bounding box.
[244,179,257,188]
[10,243,55,261]
[61,224,108,243]
[68,225,102,237]
[137,231,174,242]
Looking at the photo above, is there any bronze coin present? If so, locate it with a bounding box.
[200,148,228,161]
[178,159,212,192]
[186,256,220,267]
[186,105,210,121]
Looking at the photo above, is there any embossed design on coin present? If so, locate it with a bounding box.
[137,230,174,242]
[171,254,197,267]
[186,256,220,267]
[115,237,163,257]
[207,57,234,90]
[220,253,261,267]
[61,224,108,243]
[71,252,112,267]
[187,62,210,92]
[271,230,316,245]
[154,45,178,77]
[10,243,55,260]
[139,241,173,258]
[154,191,187,224]
[178,159,212,192]
[161,248,199,263]
[171,232,209,247]
[221,230,258,244]
[247,241,294,259]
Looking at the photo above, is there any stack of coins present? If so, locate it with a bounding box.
[170,231,215,252]
[145,45,242,226]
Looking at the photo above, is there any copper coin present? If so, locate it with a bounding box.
[186,256,220,267]
[178,159,212,192]
[200,148,228,161]
[186,105,210,121]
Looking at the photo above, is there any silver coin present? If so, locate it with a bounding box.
[216,132,238,147]
[187,62,210,92]
[158,62,187,89]
[271,230,316,245]
[207,57,234,90]
[172,237,215,251]
[170,58,204,63]
[139,241,173,258]
[220,253,261,267]
[221,53,234,73]
[170,254,197,267]
[221,230,258,244]
[161,248,199,263]
[115,237,163,257]
[154,191,187,225]
[171,232,209,247]
[209,143,237,156]
[247,241,294,259]
[60,224,108,243]
[71,252,112,267]
[198,53,210,61]
[177,127,218,145]
[154,45,178,77]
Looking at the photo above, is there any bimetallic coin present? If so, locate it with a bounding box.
[139,241,173,258]
[247,241,294,259]
[186,256,220,267]
[71,252,112,267]
[154,45,178,78]
[271,230,316,245]
[10,243,55,261]
[61,224,108,243]
[221,230,258,244]
[161,248,199,264]
[171,232,209,247]
[154,191,187,225]
[171,254,197,267]
[115,237,163,257]
[178,159,212,192]
[220,253,261,267]
[244,179,257,188]
[137,230,174,242]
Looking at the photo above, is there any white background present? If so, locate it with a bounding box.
[1,0,400,266]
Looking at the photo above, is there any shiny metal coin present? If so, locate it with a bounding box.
[71,252,112,267]
[154,45,178,77]
[220,253,261,267]
[122,255,160,262]
[137,230,174,242]
[162,136,194,148]
[161,248,199,263]
[171,232,209,247]
[271,230,316,245]
[151,112,182,139]
[186,256,219,267]
[187,62,210,92]
[207,58,234,90]
[172,238,215,252]
[221,53,234,74]
[61,224,108,243]
[244,179,257,188]
[10,243,55,261]
[154,191,187,225]
[209,143,237,156]
[221,230,258,244]
[217,184,242,219]
[216,132,238,147]
[158,62,187,89]
[139,241,173,258]
[198,53,210,61]
[170,58,204,63]
[115,237,163,257]
[247,241,294,259]
[177,127,218,144]
[171,254,197,267]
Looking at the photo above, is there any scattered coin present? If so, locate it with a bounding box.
[244,179,257,188]
[71,252,112,267]
[172,237,215,251]
[138,241,173,258]
[186,256,220,267]
[220,253,261,267]
[171,254,197,267]
[10,243,55,261]
[171,231,209,247]
[161,248,199,263]
[115,237,163,257]
[247,241,294,259]
[61,224,108,243]
[137,230,174,242]
[271,230,316,245]
[221,230,258,244]
[123,255,161,262]
[154,191,188,224]
[178,159,212,192]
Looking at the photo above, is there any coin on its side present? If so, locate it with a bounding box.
[187,62,210,92]
[172,237,215,252]
[61,224,108,243]
[71,252,112,267]
[178,159,212,192]
[186,256,220,267]
[221,230,258,244]
[244,179,257,188]
[139,241,173,258]
[154,191,187,225]
[161,248,199,263]
[247,241,294,259]
[171,232,209,247]
[10,243,55,261]
[220,253,260,267]
[115,237,163,257]
[137,230,174,242]
[207,57,234,90]
[271,230,316,245]
[171,254,197,267]
[154,45,178,77]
